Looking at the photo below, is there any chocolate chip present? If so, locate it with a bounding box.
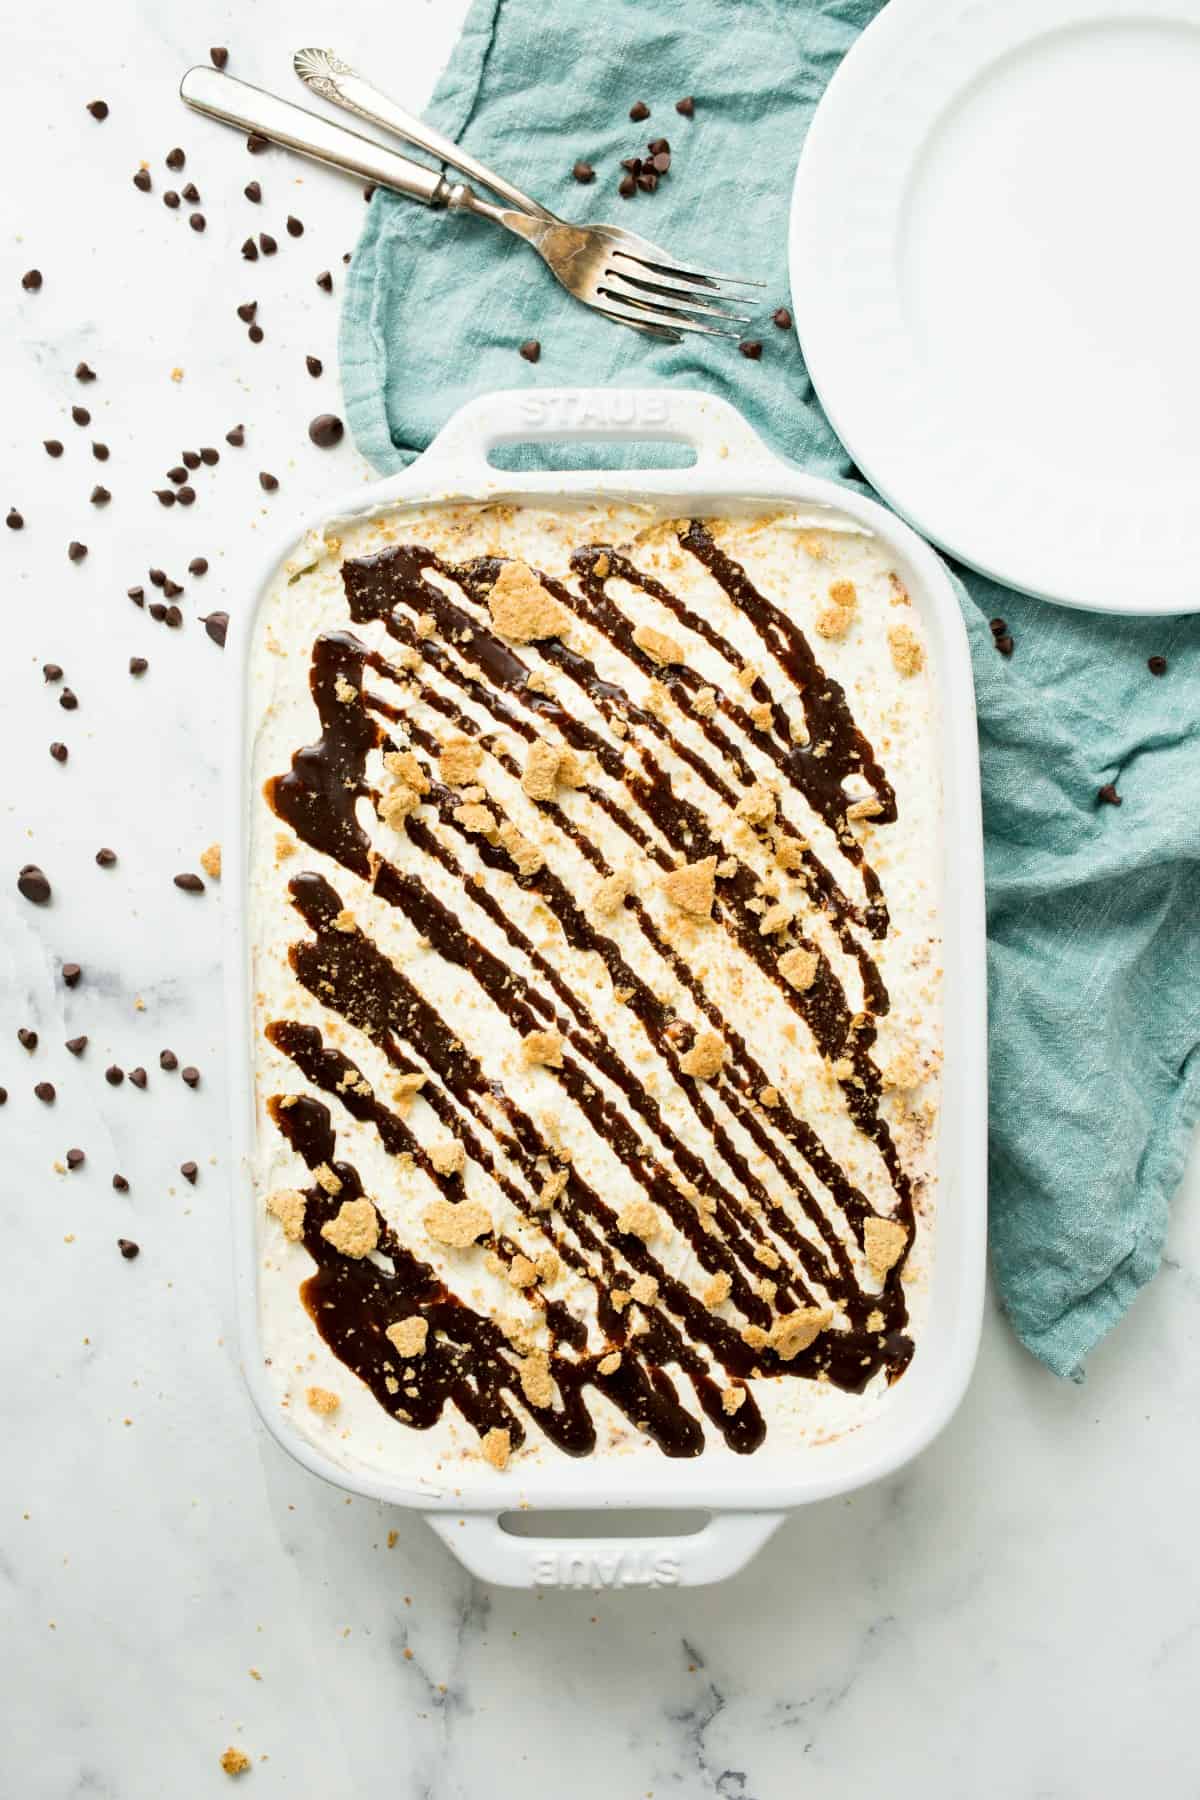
[629,100,650,121]
[72,406,90,427]
[163,579,183,599]
[246,132,269,154]
[129,1067,147,1088]
[287,215,304,237]
[50,742,68,763]
[176,486,196,506]
[66,1147,85,1169]
[62,963,81,987]
[236,301,257,323]
[181,1161,198,1184]
[258,471,278,491]
[650,152,671,174]
[1098,782,1122,806]
[618,173,636,198]
[129,656,148,675]
[106,1065,124,1085]
[132,168,151,192]
[258,232,276,255]
[241,237,258,261]
[248,324,264,344]
[18,864,51,903]
[164,604,182,628]
[182,183,200,205]
[117,1236,139,1258]
[181,1065,200,1087]
[44,664,63,682]
[44,439,63,457]
[648,137,671,155]
[989,616,1007,634]
[188,213,206,233]
[210,47,229,69]
[149,601,166,621]
[621,157,642,174]
[573,161,595,183]
[226,426,245,447]
[18,1028,37,1051]
[363,184,377,203]
[22,268,43,291]
[244,180,261,203]
[59,689,77,712]
[308,413,343,447]
[149,568,167,587]
[160,1049,178,1070]
[92,442,109,461]
[87,100,109,120]
[675,96,695,116]
[113,1177,131,1195]
[995,634,1014,656]
[166,147,185,171]
[188,556,208,576]
[1148,654,1168,675]
[316,270,333,292]
[6,508,23,530]
[90,485,110,506]
[174,871,205,893]
[199,447,219,466]
[772,306,792,330]
[202,611,229,647]
[306,354,323,377]
[34,1081,55,1103]
[68,541,87,561]
[163,191,180,209]
[66,1036,87,1056]
[0,1089,6,1105]
[154,490,176,507]
[95,847,117,866]
[739,339,763,360]
[75,361,96,383]
[636,171,658,192]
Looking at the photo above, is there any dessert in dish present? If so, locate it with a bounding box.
[249,501,942,1476]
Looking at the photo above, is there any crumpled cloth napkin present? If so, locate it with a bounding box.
[340,0,1200,1377]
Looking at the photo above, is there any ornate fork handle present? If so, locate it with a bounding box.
[294,47,556,222]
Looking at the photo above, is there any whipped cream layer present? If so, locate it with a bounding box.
[248,500,942,1484]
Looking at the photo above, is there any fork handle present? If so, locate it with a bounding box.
[293,48,556,222]
[179,66,451,206]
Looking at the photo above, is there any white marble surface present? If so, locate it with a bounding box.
[4,4,1200,1795]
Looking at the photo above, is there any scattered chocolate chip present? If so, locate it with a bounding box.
[149,568,167,588]
[22,268,43,291]
[66,1147,85,1169]
[154,489,176,507]
[620,157,642,174]
[995,635,1014,656]
[241,237,259,261]
[1148,654,1168,675]
[133,168,151,192]
[18,864,51,903]
[202,611,229,647]
[772,306,792,329]
[573,160,595,183]
[181,182,200,205]
[113,1176,131,1194]
[629,100,650,121]
[92,442,109,461]
[199,446,219,466]
[34,1081,56,1104]
[316,270,333,292]
[90,485,110,506]
[181,1065,200,1087]
[648,137,670,156]
[363,184,376,203]
[308,413,343,447]
[105,1064,124,1086]
[739,339,763,360]
[176,486,196,506]
[66,1036,88,1056]
[18,1028,37,1051]
[236,301,257,323]
[174,871,205,893]
[618,173,636,198]
[675,96,695,116]
[75,361,96,383]
[62,962,81,987]
[129,655,148,674]
[166,468,186,488]
[160,1049,178,1070]
[248,323,264,344]
[1098,783,1122,805]
[59,688,77,711]
[166,147,185,171]
[306,354,323,377]
[181,1160,198,1184]
[989,616,1007,634]
[95,847,117,866]
[258,471,278,491]
[44,663,63,682]
[44,439,63,457]
[210,46,229,69]
[148,601,166,621]
[117,1236,139,1257]
[6,508,23,530]
[188,556,208,576]
[163,579,183,598]
[650,151,671,175]
[226,425,245,447]
[50,741,68,763]
[0,1089,6,1105]
[72,406,90,427]
[163,190,180,209]
[286,215,304,237]
[188,212,206,233]
[68,540,88,561]
[246,132,269,154]
[519,340,541,364]
[258,232,277,255]
[636,171,658,192]
[244,180,261,203]
[164,604,183,628]
[87,100,109,121]
[129,1067,147,1088]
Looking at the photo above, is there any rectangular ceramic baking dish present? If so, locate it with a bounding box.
[225,387,987,1589]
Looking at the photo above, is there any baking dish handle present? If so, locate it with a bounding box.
[413,387,786,482]
[425,1508,785,1589]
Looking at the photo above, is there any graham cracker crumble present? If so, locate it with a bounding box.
[387,1316,429,1357]
[593,869,631,917]
[332,908,356,933]
[882,1045,921,1090]
[774,837,809,873]
[199,842,222,879]
[632,622,685,666]
[321,1198,379,1259]
[439,734,483,786]
[429,1136,466,1177]
[863,1217,907,1277]
[266,1188,306,1242]
[702,1270,732,1307]
[481,1427,511,1470]
[888,622,924,676]
[779,947,818,991]
[630,1272,659,1305]
[306,1385,340,1415]
[519,1351,555,1408]
[754,1242,781,1270]
[617,1198,661,1242]
[721,1386,745,1415]
[423,1198,490,1246]
[759,903,790,936]
[453,801,497,841]
[769,1307,833,1360]
[846,796,884,821]
[736,782,776,826]
[379,785,421,829]
[335,673,358,704]
[525,669,555,695]
[597,1351,622,1375]
[681,1031,725,1081]
[313,1163,342,1196]
[661,855,716,919]
[535,1249,561,1284]
[508,1254,537,1288]
[391,1071,425,1116]
[415,615,435,640]
[693,687,718,718]
[521,1028,564,1069]
[522,739,568,801]
[539,1167,569,1210]
[815,579,857,641]
[220,1747,251,1777]
[488,561,569,643]
[384,749,430,793]
[499,821,545,876]
[275,833,295,861]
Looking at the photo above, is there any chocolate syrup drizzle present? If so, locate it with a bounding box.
[263,520,918,1460]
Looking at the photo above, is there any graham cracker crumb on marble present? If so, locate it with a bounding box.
[519,1351,555,1409]
[438,734,483,787]
[681,1031,725,1081]
[779,947,819,991]
[499,821,545,877]
[863,1216,908,1277]
[702,1270,732,1307]
[480,1427,511,1470]
[305,1385,340,1415]
[387,1316,429,1357]
[888,622,924,676]
[617,1198,661,1242]
[521,1028,563,1069]
[632,622,685,666]
[770,1307,833,1360]
[320,1198,379,1259]
[383,749,430,794]
[220,1747,251,1777]
[266,1188,306,1242]
[592,869,632,918]
[423,1198,490,1247]
[199,842,222,879]
[487,561,569,643]
[661,855,716,919]
[428,1136,466,1177]
[314,1163,343,1196]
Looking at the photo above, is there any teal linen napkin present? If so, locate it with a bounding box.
[340,0,1200,1378]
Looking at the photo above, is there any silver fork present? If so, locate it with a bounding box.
[292,49,760,341]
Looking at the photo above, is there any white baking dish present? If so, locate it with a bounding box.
[225,387,987,1589]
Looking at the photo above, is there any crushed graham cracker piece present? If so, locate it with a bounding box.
[387,1316,429,1357]
[220,1747,251,1777]
[693,687,718,718]
[749,701,773,730]
[611,1288,631,1311]
[428,1136,466,1177]
[831,1057,855,1079]
[321,1198,378,1259]
[305,1385,340,1415]
[741,1324,769,1351]
[379,785,420,829]
[702,1270,732,1308]
[754,1242,781,1270]
[266,1188,306,1242]
[779,946,819,991]
[499,821,545,877]
[760,1086,780,1108]
[815,580,857,641]
[661,855,716,919]
[534,1249,560,1284]
[519,1350,556,1408]
[721,1385,745,1415]
[597,1351,622,1376]
[882,1045,921,1090]
[453,801,497,842]
[525,669,554,696]
[736,783,776,826]
[487,561,569,642]
[391,1071,425,1116]
[593,868,632,918]
[332,908,356,933]
[335,673,358,704]
[864,1217,908,1277]
[830,579,857,609]
[199,843,221,879]
[774,837,809,874]
[593,552,611,578]
[521,1028,563,1069]
[415,614,435,640]
[508,1254,537,1288]
[480,1427,511,1470]
[314,1163,342,1196]
[521,739,566,802]
[275,833,295,861]
[759,903,790,936]
[538,1167,570,1209]
[383,749,429,793]
[617,1198,661,1242]
[632,622,685,666]
[867,1309,885,1332]
[439,734,483,786]
[770,1307,832,1360]
[423,1197,490,1246]
[629,1272,659,1305]
[680,1031,725,1081]
[846,796,884,821]
[888,622,924,675]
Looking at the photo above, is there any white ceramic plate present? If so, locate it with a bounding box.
[789,0,1200,614]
